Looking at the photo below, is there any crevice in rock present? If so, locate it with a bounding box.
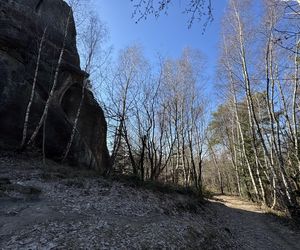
[35,0,44,13]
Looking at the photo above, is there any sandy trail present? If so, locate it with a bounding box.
[209,195,300,250]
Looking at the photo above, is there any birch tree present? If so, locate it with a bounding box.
[21,27,47,148]
[26,10,72,147]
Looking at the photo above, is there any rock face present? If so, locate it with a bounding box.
[0,0,111,174]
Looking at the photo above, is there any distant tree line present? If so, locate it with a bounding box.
[101,46,207,194]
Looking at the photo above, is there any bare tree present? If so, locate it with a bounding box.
[210,0,300,214]
[27,10,72,147]
[21,27,47,148]
[131,0,213,29]
[62,14,108,161]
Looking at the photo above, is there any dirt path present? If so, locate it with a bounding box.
[208,195,300,250]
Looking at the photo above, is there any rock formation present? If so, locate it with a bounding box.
[0,0,111,174]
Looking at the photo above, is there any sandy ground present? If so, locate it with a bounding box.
[0,153,236,249]
[0,153,299,249]
[208,195,300,250]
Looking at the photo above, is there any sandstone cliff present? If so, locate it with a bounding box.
[0,0,110,173]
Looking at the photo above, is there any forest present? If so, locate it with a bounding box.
[1,0,300,248]
[87,0,300,214]
[66,0,300,216]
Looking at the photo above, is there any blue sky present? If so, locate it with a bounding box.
[94,0,228,79]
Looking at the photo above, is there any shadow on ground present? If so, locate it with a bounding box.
[206,195,300,250]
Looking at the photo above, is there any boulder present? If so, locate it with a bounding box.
[0,0,111,174]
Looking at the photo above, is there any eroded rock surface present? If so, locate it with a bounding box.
[0,0,110,173]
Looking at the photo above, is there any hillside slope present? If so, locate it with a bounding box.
[1,153,299,249]
[0,153,236,249]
